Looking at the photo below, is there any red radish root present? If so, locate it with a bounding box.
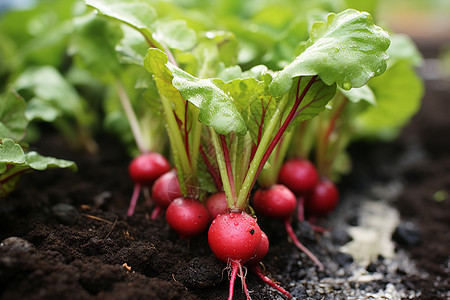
[278,159,318,195]
[127,153,171,216]
[247,231,293,298]
[151,170,182,219]
[305,177,339,217]
[253,184,324,271]
[166,198,210,238]
[205,192,228,220]
[208,212,262,299]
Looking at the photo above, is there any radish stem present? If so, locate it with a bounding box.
[228,261,239,300]
[210,128,236,208]
[117,80,147,154]
[252,266,293,298]
[283,218,324,271]
[127,184,141,216]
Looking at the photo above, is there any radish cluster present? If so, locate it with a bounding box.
[279,158,339,220]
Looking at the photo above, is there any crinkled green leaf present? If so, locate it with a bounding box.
[0,138,76,198]
[167,64,247,135]
[85,0,158,46]
[217,65,244,82]
[85,0,196,52]
[25,152,77,171]
[212,76,270,142]
[153,19,197,51]
[354,61,423,139]
[270,9,390,96]
[0,138,26,167]
[340,85,376,105]
[0,91,28,141]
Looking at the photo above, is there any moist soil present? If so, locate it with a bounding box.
[1,50,449,300]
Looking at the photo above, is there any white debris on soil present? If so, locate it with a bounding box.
[285,180,426,300]
[340,201,399,266]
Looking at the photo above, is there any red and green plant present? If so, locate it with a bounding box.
[0,0,425,299]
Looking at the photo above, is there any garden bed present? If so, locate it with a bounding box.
[1,49,449,300]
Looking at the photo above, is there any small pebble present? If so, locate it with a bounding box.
[392,221,421,246]
[0,237,34,252]
[51,203,79,224]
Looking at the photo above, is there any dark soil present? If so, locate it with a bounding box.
[1,48,449,299]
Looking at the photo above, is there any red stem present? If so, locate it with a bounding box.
[283,218,324,271]
[324,97,348,145]
[228,261,239,300]
[220,135,237,204]
[250,97,272,163]
[0,168,31,184]
[239,264,251,300]
[127,183,141,216]
[200,145,223,190]
[297,195,305,222]
[251,266,293,298]
[150,205,163,220]
[252,76,317,188]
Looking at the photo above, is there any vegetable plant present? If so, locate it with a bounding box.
[151,8,391,298]
[0,91,77,198]
[3,0,426,298]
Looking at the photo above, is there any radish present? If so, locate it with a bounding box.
[166,197,210,238]
[247,231,293,298]
[305,177,339,217]
[253,184,324,270]
[278,158,318,195]
[129,153,171,185]
[208,212,262,300]
[150,170,182,219]
[127,153,171,216]
[205,192,228,220]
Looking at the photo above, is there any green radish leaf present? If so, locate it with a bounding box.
[211,76,272,143]
[0,138,26,168]
[248,93,277,144]
[70,13,123,75]
[25,97,63,122]
[0,138,76,172]
[0,91,28,141]
[116,25,149,66]
[354,60,424,139]
[85,0,159,46]
[24,152,77,171]
[287,76,336,129]
[14,66,83,116]
[340,85,376,105]
[85,0,197,52]
[0,138,76,198]
[144,48,186,122]
[270,9,390,96]
[153,19,197,51]
[387,33,423,68]
[167,64,247,135]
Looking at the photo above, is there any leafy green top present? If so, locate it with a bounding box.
[270,9,390,96]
